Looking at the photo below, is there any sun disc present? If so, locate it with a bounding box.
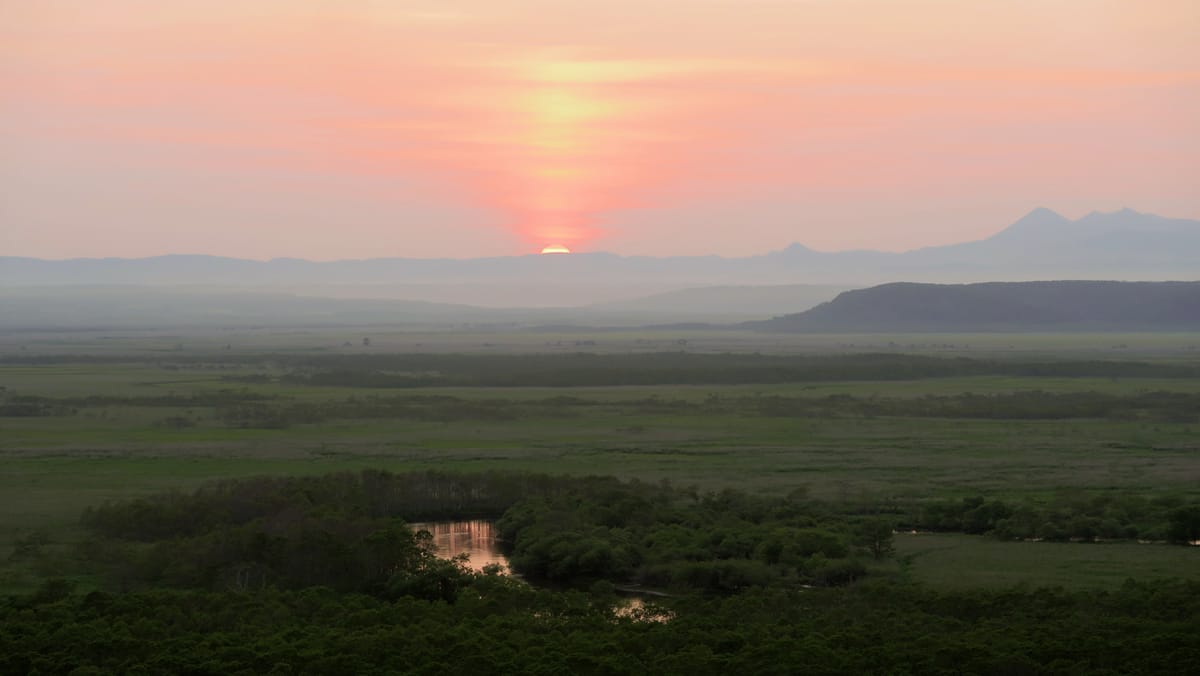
[540,244,571,254]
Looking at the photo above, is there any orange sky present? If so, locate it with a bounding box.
[2,1,1198,258]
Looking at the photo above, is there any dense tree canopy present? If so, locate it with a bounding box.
[4,580,1199,675]
[0,470,1185,673]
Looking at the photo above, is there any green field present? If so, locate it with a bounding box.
[896,532,1200,589]
[3,329,1200,595]
[3,326,1199,359]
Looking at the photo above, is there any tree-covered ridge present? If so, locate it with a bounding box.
[751,280,1200,332]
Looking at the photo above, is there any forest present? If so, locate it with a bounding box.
[6,578,1199,674]
[6,470,1200,674]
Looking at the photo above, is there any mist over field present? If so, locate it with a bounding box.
[3,208,1199,331]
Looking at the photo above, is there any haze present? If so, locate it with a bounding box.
[3,1,1198,259]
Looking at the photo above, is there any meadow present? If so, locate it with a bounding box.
[895,533,1200,589]
[3,328,1199,595]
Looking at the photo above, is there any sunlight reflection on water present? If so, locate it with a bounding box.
[409,520,670,621]
[408,520,510,573]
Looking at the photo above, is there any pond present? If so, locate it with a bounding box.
[408,520,511,573]
[409,520,671,621]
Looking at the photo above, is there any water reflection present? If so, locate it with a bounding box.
[408,520,510,573]
[410,520,670,622]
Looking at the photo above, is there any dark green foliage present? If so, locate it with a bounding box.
[5,470,1197,673]
[277,352,1200,387]
[497,484,871,592]
[10,384,1200,428]
[79,471,1198,604]
[3,581,1198,675]
[910,494,1200,544]
[75,470,587,596]
[0,393,74,417]
[80,470,579,541]
[1167,505,1200,544]
[8,351,1200,385]
[750,389,1200,422]
[80,471,880,594]
[857,518,896,560]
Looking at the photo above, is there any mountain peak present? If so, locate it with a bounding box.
[982,207,1069,242]
[771,243,816,257]
[1081,207,1146,221]
[1015,207,1068,226]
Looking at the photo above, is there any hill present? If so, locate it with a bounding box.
[588,284,855,318]
[748,281,1200,332]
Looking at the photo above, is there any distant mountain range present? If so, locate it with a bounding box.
[2,208,1197,329]
[3,209,1197,303]
[747,281,1200,332]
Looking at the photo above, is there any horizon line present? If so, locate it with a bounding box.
[4,206,1184,263]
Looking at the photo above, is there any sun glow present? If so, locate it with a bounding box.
[492,56,689,252]
[540,244,571,254]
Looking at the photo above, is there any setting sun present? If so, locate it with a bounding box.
[540,244,571,254]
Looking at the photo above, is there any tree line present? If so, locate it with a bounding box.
[909,494,1200,544]
[274,352,1200,387]
[78,472,884,595]
[7,388,1200,427]
[8,351,1200,385]
[75,471,1199,602]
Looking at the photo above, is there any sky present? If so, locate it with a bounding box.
[2,1,1198,260]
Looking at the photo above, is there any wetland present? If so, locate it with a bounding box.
[2,329,1199,673]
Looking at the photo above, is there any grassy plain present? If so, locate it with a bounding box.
[895,533,1200,589]
[3,326,1199,359]
[2,328,1199,592]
